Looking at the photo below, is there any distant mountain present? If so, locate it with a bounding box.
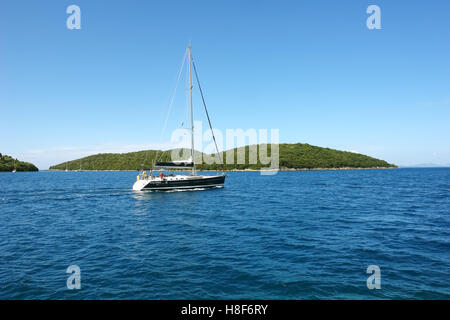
[49,143,396,171]
[402,163,450,168]
[0,153,39,172]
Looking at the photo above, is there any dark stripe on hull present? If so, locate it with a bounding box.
[142,175,226,191]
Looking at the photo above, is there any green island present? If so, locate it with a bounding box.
[0,153,39,172]
[49,143,396,171]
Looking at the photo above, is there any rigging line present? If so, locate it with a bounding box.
[183,57,190,157]
[150,47,188,167]
[191,57,224,171]
[184,58,190,129]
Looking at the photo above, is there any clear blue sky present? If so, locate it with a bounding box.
[1,0,449,169]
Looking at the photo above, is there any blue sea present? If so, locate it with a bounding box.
[0,168,449,299]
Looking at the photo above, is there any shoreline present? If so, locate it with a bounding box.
[203,167,397,172]
[47,167,397,172]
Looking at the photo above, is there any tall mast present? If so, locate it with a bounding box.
[188,45,195,175]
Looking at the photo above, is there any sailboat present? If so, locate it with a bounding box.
[133,46,226,191]
[12,160,16,173]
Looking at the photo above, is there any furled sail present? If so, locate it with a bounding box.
[155,159,194,169]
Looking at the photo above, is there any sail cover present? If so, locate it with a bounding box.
[155,160,194,169]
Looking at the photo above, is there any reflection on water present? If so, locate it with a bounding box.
[131,186,222,201]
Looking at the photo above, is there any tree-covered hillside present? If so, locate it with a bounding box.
[49,149,200,171]
[0,153,39,172]
[49,143,396,171]
[196,143,396,170]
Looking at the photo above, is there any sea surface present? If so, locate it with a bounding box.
[0,168,449,299]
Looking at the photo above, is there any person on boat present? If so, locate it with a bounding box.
[160,172,164,179]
